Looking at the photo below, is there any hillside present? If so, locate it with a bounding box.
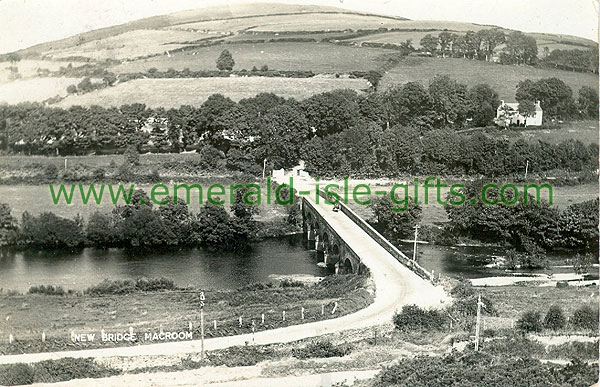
[0,3,596,108]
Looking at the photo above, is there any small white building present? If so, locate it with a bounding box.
[496,100,543,127]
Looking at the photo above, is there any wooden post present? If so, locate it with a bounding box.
[475,295,482,351]
[213,320,217,330]
[301,307,305,320]
[282,310,286,321]
[188,321,193,331]
[412,225,420,263]
[41,331,46,342]
[239,316,243,327]
[200,309,205,360]
[321,304,325,316]
[331,302,338,314]
[261,313,265,325]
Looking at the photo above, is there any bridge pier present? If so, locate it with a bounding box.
[306,229,316,250]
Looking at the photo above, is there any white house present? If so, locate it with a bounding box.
[496,100,543,127]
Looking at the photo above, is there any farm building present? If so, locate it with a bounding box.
[495,100,543,127]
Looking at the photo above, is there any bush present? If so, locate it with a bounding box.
[123,145,140,166]
[291,339,352,359]
[279,279,305,288]
[43,163,58,180]
[0,358,118,385]
[393,304,446,332]
[27,285,67,296]
[571,305,599,330]
[516,310,543,333]
[544,305,566,330]
[0,363,34,386]
[450,281,475,298]
[84,278,177,295]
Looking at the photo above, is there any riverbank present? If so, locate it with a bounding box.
[0,275,374,356]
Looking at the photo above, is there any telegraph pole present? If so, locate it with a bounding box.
[200,291,205,360]
[474,295,483,351]
[412,225,420,263]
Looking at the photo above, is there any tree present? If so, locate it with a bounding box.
[477,29,505,61]
[438,31,457,58]
[0,203,17,247]
[381,82,434,129]
[504,31,538,65]
[66,84,77,94]
[516,78,576,119]
[420,34,438,54]
[544,305,566,330]
[372,194,422,240]
[86,211,117,246]
[123,145,140,166]
[468,84,500,126]
[428,75,471,127]
[577,86,598,118]
[216,49,235,71]
[301,89,360,136]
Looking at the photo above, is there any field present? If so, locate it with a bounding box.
[0,275,373,355]
[42,29,215,61]
[111,42,391,73]
[498,120,599,145]
[379,56,598,100]
[0,77,81,104]
[0,60,87,83]
[169,13,408,33]
[54,76,370,108]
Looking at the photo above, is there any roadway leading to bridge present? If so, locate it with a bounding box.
[0,182,449,365]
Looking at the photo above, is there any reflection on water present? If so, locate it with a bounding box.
[0,235,327,292]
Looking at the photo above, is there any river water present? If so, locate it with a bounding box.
[0,235,327,293]
[0,235,594,293]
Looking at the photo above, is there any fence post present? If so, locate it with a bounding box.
[41,331,46,342]
[213,320,217,330]
[261,313,265,325]
[301,307,305,320]
[189,321,193,331]
[321,304,325,316]
[282,310,286,321]
[331,302,338,314]
[9,334,13,344]
[239,316,243,327]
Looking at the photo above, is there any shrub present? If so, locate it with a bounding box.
[544,305,566,330]
[0,363,34,386]
[43,163,58,180]
[123,145,140,166]
[571,305,599,330]
[84,278,177,295]
[516,310,543,333]
[450,281,475,298]
[393,304,446,332]
[279,279,305,288]
[205,346,277,366]
[27,285,67,296]
[291,339,352,359]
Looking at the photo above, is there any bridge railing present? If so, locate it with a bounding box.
[315,190,435,283]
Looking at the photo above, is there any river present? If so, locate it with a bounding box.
[0,235,328,293]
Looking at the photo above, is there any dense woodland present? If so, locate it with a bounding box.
[0,75,597,178]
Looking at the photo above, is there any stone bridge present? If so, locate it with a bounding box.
[301,191,436,282]
[303,198,363,274]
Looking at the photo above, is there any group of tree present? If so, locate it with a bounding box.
[0,188,260,250]
[541,46,599,73]
[0,75,597,177]
[419,28,538,65]
[445,182,599,256]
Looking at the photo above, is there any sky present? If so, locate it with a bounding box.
[0,0,598,54]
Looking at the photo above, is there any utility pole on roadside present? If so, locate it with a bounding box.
[412,225,420,263]
[200,291,205,360]
[474,295,484,351]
